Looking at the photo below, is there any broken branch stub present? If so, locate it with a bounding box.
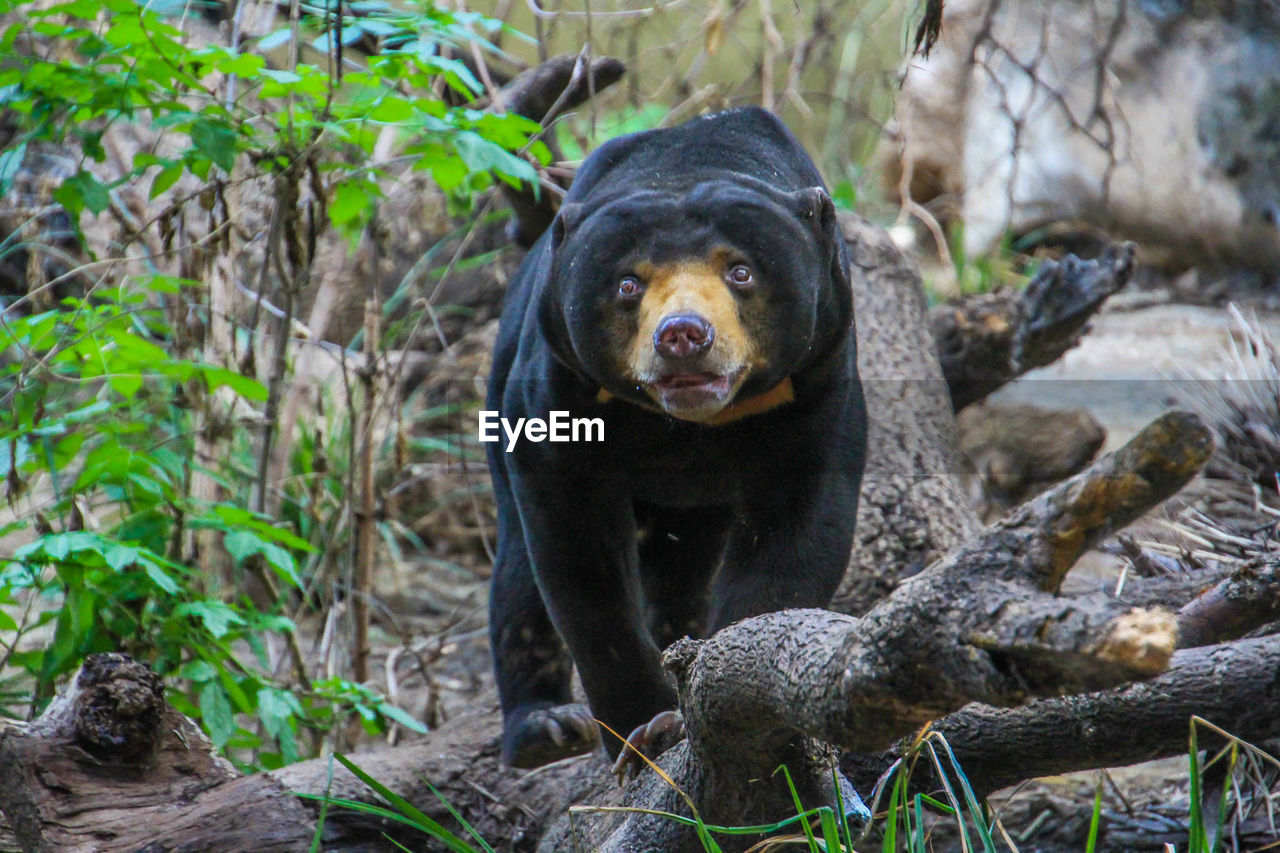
[934,243,1135,411]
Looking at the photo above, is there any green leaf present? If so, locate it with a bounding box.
[46,0,99,18]
[224,530,301,588]
[19,531,101,561]
[0,141,26,198]
[329,180,374,227]
[452,131,536,186]
[103,543,141,570]
[257,687,294,740]
[107,371,142,397]
[215,51,265,77]
[195,365,267,400]
[175,600,245,638]
[376,701,428,734]
[55,169,110,217]
[222,529,258,564]
[368,96,412,123]
[260,542,300,587]
[143,560,180,594]
[190,119,237,172]
[179,659,217,682]
[199,680,235,747]
[428,156,468,192]
[149,161,183,199]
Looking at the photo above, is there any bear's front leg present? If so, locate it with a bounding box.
[707,442,861,632]
[510,464,678,760]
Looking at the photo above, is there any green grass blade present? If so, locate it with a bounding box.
[910,793,926,853]
[931,735,997,852]
[1189,721,1206,853]
[308,756,336,853]
[882,762,903,853]
[330,754,477,853]
[775,764,820,850]
[925,741,972,852]
[1210,742,1238,853]
[298,794,474,847]
[1085,775,1103,853]
[421,776,496,853]
[830,768,856,851]
[818,808,843,852]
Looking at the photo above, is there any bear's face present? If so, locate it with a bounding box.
[541,179,845,423]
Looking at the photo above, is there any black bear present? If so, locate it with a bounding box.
[485,106,867,770]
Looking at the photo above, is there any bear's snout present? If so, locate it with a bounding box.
[654,314,714,360]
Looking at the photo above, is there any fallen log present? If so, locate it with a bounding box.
[0,654,315,853]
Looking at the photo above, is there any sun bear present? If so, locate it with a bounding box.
[485,106,867,770]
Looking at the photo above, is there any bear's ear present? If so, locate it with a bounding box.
[790,186,836,235]
[551,202,586,248]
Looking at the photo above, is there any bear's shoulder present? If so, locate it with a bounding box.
[568,107,825,204]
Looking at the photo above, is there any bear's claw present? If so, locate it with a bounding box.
[504,703,600,768]
[611,709,686,784]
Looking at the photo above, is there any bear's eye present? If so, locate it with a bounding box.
[617,275,643,300]
[726,264,754,289]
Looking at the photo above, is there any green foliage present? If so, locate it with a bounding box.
[1184,716,1280,853]
[0,277,299,749]
[0,0,550,238]
[945,223,1034,298]
[874,730,998,853]
[0,0,546,769]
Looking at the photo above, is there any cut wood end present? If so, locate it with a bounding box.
[1091,608,1177,676]
[1116,411,1214,490]
[1040,410,1212,589]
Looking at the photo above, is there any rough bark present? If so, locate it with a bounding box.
[933,244,1135,411]
[0,655,315,853]
[0,656,605,853]
[833,214,979,615]
[844,634,1280,801]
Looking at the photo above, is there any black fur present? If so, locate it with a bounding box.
[486,107,868,767]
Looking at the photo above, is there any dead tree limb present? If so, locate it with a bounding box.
[542,407,1211,853]
[933,244,1135,411]
[494,53,626,246]
[844,634,1280,801]
[1176,557,1280,648]
[834,214,979,615]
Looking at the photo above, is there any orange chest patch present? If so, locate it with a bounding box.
[595,377,795,425]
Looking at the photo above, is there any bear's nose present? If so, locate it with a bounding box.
[654,314,714,360]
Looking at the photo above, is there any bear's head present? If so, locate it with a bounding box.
[539,177,851,423]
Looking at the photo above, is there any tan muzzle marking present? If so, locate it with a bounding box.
[625,259,754,386]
